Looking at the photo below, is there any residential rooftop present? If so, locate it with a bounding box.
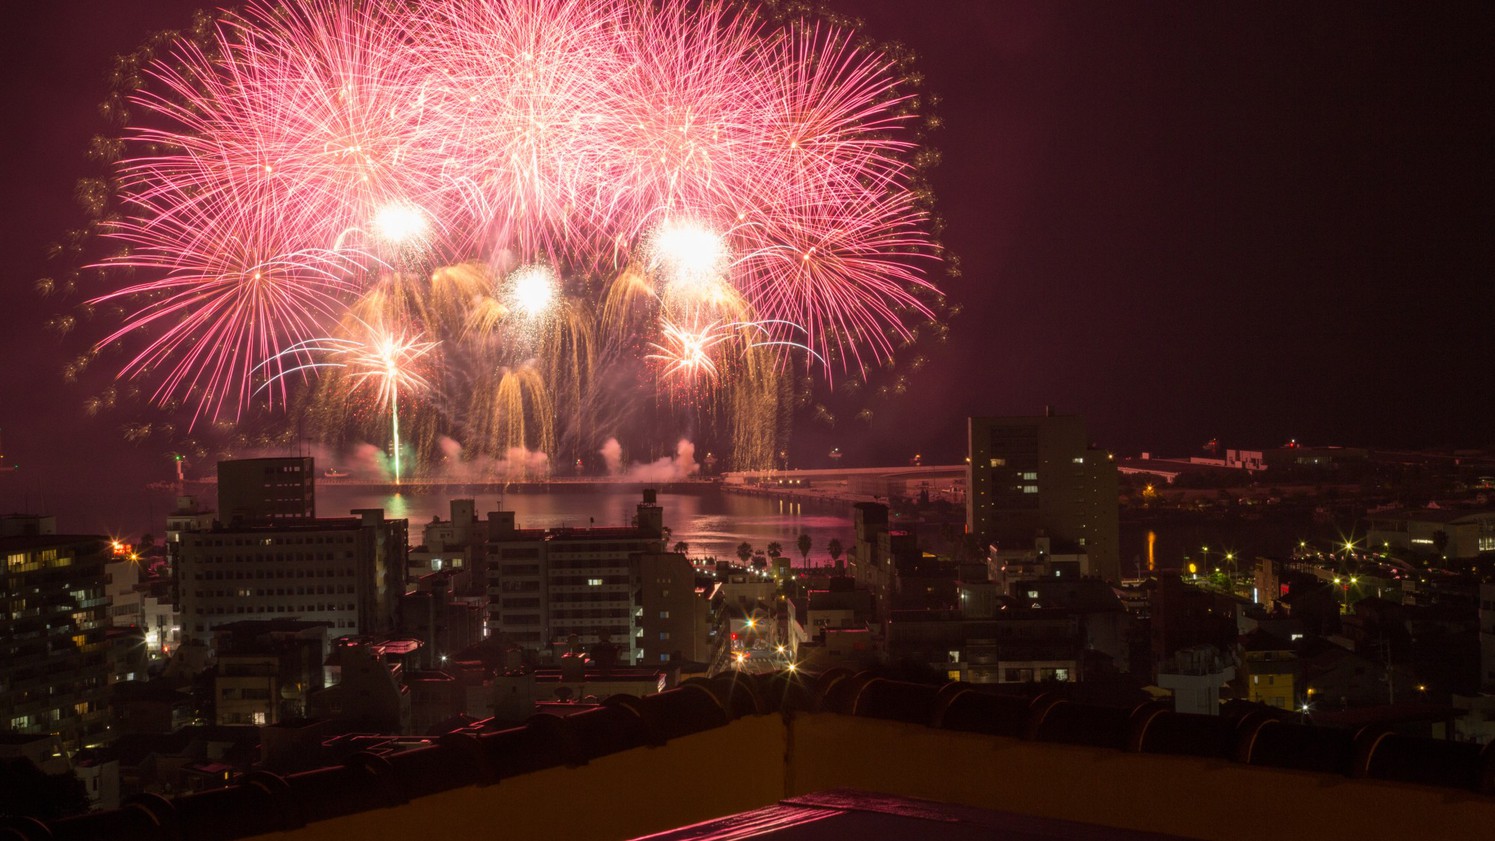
[19,671,1495,841]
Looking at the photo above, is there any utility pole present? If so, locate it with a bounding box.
[1384,632,1394,705]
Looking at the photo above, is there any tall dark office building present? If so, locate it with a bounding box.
[177,509,407,646]
[967,413,1119,581]
[180,460,405,647]
[218,457,316,523]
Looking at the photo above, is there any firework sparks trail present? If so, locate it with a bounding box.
[263,321,438,481]
[86,0,943,440]
[647,319,732,384]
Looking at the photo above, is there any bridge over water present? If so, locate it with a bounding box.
[722,464,967,504]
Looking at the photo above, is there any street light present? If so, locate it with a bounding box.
[1333,576,1357,612]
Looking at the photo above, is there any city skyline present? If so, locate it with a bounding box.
[2,1,1491,503]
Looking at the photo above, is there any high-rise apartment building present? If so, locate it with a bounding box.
[967,412,1119,581]
[485,492,665,663]
[218,457,316,523]
[1,527,112,749]
[177,509,407,646]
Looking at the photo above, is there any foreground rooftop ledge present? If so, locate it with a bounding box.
[638,789,1202,840]
[16,671,1495,841]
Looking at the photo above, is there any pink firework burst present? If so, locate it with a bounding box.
[416,0,628,257]
[647,319,735,385]
[93,0,942,423]
[330,324,440,410]
[118,0,453,257]
[92,180,364,424]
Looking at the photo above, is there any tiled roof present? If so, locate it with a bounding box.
[20,671,1495,841]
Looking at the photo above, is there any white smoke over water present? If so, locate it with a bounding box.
[599,437,624,476]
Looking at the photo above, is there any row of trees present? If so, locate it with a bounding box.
[727,534,845,569]
[665,530,849,570]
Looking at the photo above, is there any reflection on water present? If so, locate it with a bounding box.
[380,493,410,520]
[322,486,855,565]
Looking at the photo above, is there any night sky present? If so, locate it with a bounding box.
[2,0,1491,504]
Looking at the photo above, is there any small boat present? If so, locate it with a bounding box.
[324,467,350,479]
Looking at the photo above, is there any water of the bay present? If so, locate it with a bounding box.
[328,485,858,565]
[8,469,1340,573]
[3,472,852,562]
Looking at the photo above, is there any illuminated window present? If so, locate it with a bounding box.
[587,578,603,586]
[1021,472,1038,481]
